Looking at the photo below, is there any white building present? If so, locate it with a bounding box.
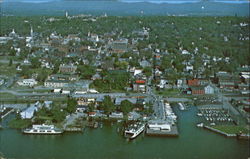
[20,102,40,119]
[204,85,215,94]
[17,79,37,87]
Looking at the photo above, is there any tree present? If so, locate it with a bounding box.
[143,67,152,77]
[30,57,41,69]
[102,96,115,115]
[37,69,49,82]
[9,59,13,66]
[77,65,96,79]
[88,102,95,112]
[51,105,66,123]
[114,61,128,70]
[66,98,77,114]
[120,100,134,115]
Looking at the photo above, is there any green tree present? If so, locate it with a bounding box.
[51,105,66,123]
[120,100,134,115]
[102,96,115,115]
[77,65,96,79]
[143,67,152,77]
[37,69,49,82]
[66,98,77,114]
[30,57,41,69]
[9,59,13,66]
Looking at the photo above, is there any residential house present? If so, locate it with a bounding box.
[20,101,41,119]
[110,38,128,53]
[59,64,77,73]
[133,80,146,93]
[190,86,205,95]
[44,80,69,88]
[17,79,37,87]
[204,85,215,94]
[187,79,200,86]
[48,74,78,81]
[109,112,124,118]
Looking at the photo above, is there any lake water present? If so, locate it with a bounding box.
[0,0,249,16]
[0,106,249,159]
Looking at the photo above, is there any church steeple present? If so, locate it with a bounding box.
[65,11,68,18]
[30,26,33,37]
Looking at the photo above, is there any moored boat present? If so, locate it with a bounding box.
[197,123,204,128]
[23,124,63,135]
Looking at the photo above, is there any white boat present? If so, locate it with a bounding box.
[197,123,204,127]
[178,103,185,110]
[23,124,63,135]
[197,113,203,117]
[124,122,145,139]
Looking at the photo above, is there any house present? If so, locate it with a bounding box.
[44,80,69,88]
[76,105,87,113]
[140,60,151,68]
[17,79,37,87]
[110,38,128,53]
[187,79,200,86]
[88,111,96,117]
[48,74,78,81]
[190,86,205,95]
[157,79,168,89]
[204,85,215,94]
[128,111,141,120]
[59,64,77,73]
[109,112,124,118]
[216,71,240,88]
[44,101,53,109]
[20,101,41,119]
[219,81,235,89]
[133,80,146,92]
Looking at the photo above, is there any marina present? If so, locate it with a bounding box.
[197,108,235,124]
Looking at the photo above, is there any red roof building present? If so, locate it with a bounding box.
[187,79,200,86]
[135,80,146,84]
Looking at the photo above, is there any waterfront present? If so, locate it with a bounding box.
[0,106,248,159]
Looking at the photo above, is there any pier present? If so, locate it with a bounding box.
[0,108,14,119]
[146,125,178,137]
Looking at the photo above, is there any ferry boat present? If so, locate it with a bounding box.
[23,124,63,135]
[124,122,145,139]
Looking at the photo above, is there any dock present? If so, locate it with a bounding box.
[64,127,84,132]
[0,108,14,119]
[146,125,179,137]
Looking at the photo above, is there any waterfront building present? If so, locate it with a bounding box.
[20,102,40,119]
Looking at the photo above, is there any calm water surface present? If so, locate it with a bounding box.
[0,106,249,159]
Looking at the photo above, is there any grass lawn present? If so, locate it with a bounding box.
[9,118,31,129]
[155,89,180,96]
[0,63,17,76]
[0,93,16,98]
[211,125,249,134]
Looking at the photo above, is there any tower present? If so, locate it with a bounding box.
[65,11,68,18]
[30,26,33,37]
